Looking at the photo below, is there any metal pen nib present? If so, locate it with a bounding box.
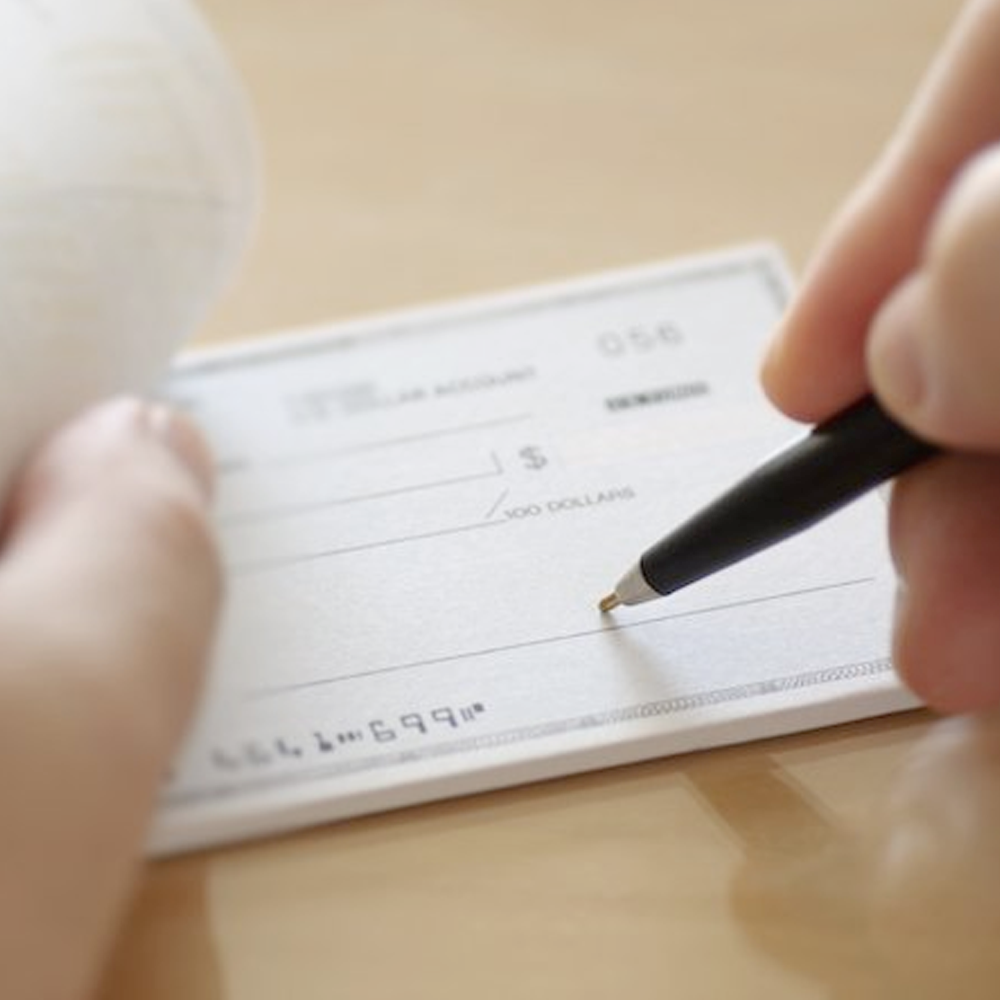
[598,593,621,613]
[597,563,661,612]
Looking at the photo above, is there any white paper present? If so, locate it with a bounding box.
[154,244,919,854]
[0,0,259,489]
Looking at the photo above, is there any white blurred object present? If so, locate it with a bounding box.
[0,0,260,489]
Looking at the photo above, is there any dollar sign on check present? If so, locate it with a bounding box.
[519,446,547,471]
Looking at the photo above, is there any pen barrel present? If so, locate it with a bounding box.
[639,397,938,596]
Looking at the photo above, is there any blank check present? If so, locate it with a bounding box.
[156,244,918,853]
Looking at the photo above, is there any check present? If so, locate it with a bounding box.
[155,244,917,853]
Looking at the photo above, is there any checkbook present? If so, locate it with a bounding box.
[156,244,919,854]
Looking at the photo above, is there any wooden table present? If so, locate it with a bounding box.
[99,2,997,996]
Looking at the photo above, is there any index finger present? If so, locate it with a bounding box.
[761,0,1000,422]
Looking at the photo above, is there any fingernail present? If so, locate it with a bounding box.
[143,403,215,500]
[868,279,927,417]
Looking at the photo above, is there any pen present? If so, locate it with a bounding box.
[598,395,939,611]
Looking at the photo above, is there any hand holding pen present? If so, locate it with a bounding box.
[763,0,1000,715]
[603,1,1000,716]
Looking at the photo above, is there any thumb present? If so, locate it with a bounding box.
[0,397,222,1000]
[0,395,222,752]
[867,144,1000,451]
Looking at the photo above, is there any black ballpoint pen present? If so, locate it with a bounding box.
[598,395,939,611]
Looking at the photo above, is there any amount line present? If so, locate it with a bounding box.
[263,413,534,468]
[222,453,503,526]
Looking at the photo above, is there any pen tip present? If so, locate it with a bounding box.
[598,592,621,613]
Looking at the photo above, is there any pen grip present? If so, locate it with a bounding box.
[778,394,938,503]
[640,396,938,596]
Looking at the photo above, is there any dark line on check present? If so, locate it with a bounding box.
[222,461,504,527]
[262,413,533,468]
[232,519,508,575]
[249,576,875,698]
[484,489,509,520]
